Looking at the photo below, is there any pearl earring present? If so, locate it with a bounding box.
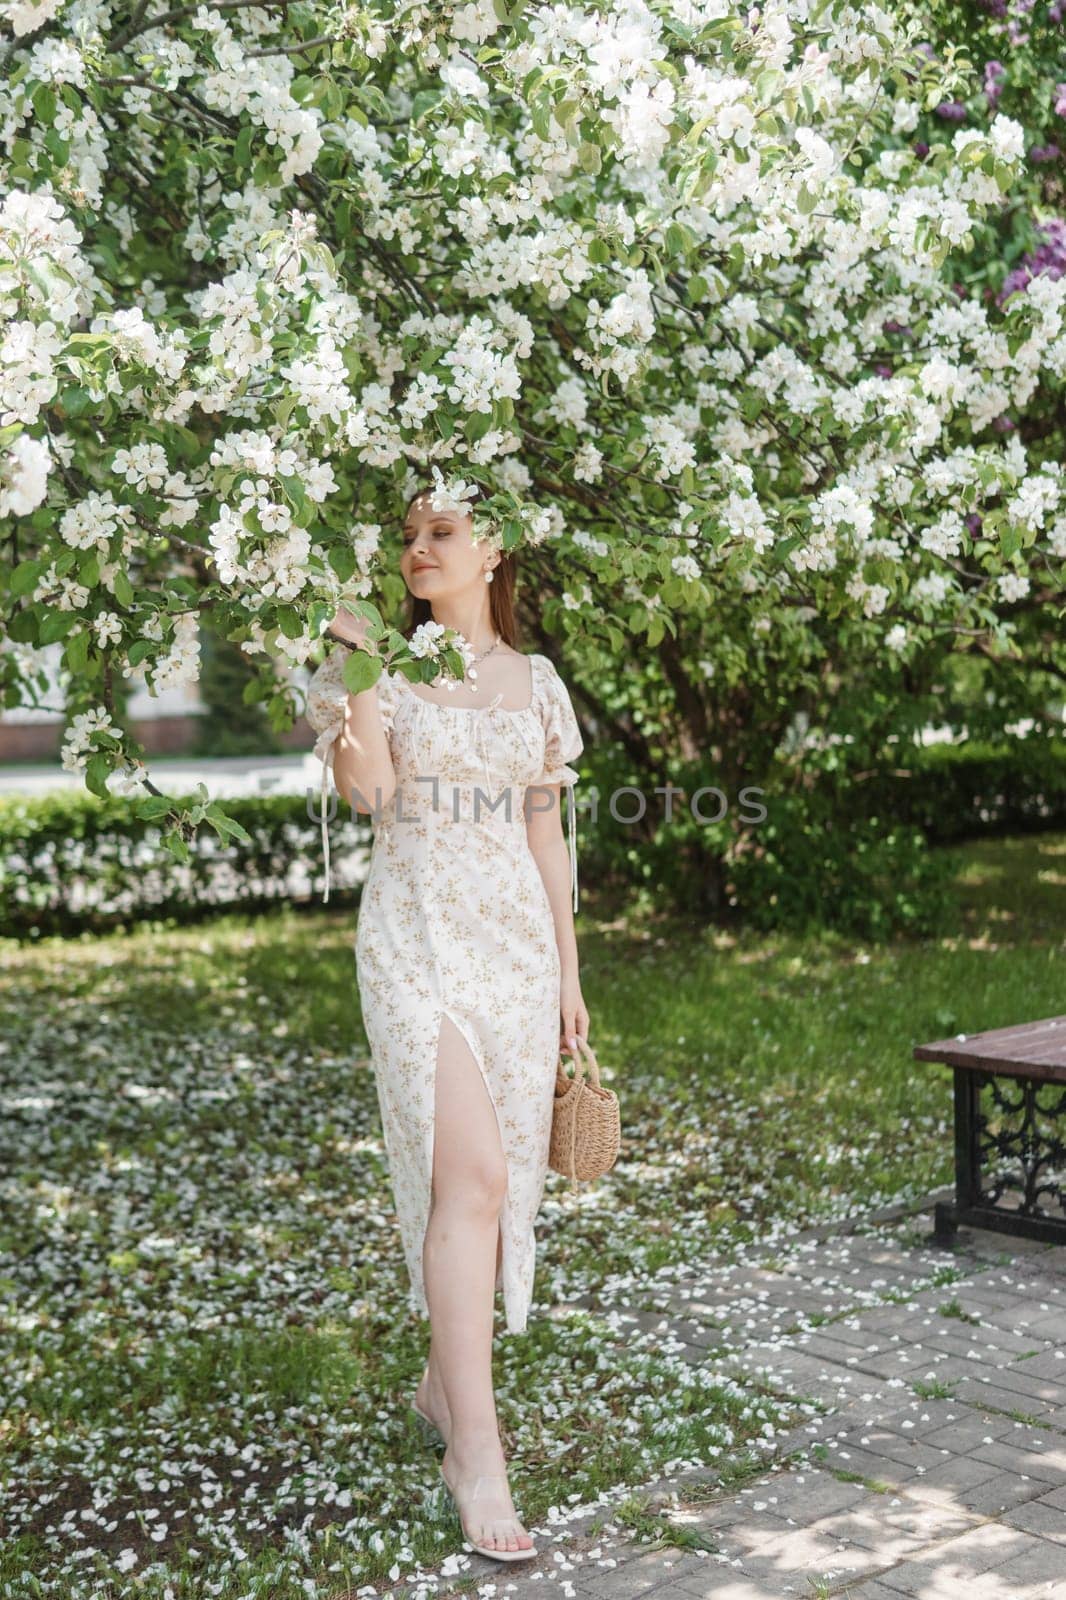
[484,568,494,583]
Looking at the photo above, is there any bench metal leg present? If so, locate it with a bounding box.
[931,1199,959,1246]
[936,1066,1066,1246]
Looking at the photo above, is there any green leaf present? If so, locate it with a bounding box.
[112,570,134,607]
[464,408,493,442]
[348,599,385,637]
[273,394,298,431]
[160,830,190,864]
[342,650,384,696]
[85,751,112,799]
[207,813,253,845]
[531,95,553,140]
[60,386,93,418]
[329,545,357,582]
[1000,525,1021,560]
[39,610,76,644]
[276,606,304,640]
[33,83,57,123]
[127,638,155,666]
[7,609,36,643]
[11,560,40,596]
[410,88,445,124]
[64,629,89,675]
[278,473,308,516]
[136,796,176,821]
[44,129,69,164]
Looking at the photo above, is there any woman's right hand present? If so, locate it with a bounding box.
[327,604,371,647]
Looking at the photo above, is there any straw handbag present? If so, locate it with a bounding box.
[549,1035,620,1190]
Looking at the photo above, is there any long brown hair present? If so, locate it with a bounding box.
[401,481,520,648]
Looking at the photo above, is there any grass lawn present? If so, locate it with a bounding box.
[1,830,1062,1599]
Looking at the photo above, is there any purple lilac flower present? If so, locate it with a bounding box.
[984,60,1006,108]
[965,513,983,536]
[992,415,1016,433]
[1000,265,1030,302]
[913,140,930,158]
[1055,83,1066,117]
[1029,143,1061,163]
[1031,217,1066,272]
[997,218,1066,307]
[936,101,968,121]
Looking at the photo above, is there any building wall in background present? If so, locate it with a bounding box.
[0,642,312,764]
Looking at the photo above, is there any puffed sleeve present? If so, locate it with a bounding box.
[534,658,584,914]
[537,659,584,787]
[306,643,352,770]
[305,644,399,905]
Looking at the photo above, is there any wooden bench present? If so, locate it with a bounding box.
[914,1015,1066,1246]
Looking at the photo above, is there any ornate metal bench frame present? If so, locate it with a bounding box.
[914,1016,1066,1247]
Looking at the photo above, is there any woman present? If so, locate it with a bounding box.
[304,483,589,1562]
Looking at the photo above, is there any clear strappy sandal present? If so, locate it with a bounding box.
[439,1460,537,1562]
[411,1396,448,1443]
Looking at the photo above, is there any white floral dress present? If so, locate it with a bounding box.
[304,645,584,1334]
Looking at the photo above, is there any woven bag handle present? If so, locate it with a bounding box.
[559,1033,600,1088]
[558,1036,601,1189]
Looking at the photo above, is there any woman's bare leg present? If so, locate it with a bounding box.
[421,1014,532,1553]
[416,1224,503,1437]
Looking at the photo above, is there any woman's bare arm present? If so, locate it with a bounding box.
[325,605,397,816]
[526,784,589,1051]
[332,685,397,815]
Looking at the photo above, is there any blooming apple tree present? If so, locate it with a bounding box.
[1,0,1063,867]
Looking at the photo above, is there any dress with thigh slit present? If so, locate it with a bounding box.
[305,645,584,1335]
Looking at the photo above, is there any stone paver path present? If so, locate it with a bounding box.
[412,1194,1066,1600]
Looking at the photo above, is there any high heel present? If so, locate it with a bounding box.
[439,1460,537,1562]
[411,1397,447,1442]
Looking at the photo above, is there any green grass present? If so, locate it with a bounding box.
[0,830,1062,1598]
[912,1377,960,1400]
[937,1298,983,1324]
[828,1470,894,1493]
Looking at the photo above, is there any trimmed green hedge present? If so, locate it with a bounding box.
[0,788,370,939]
[854,738,1066,842]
